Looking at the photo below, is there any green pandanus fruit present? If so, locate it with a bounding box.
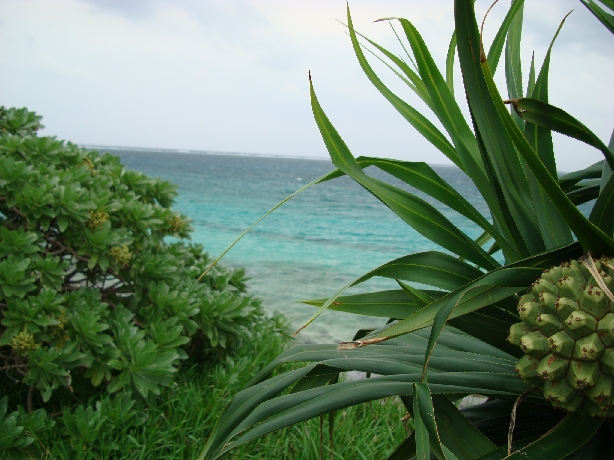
[510,256,614,417]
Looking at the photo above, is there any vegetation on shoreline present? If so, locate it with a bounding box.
[3,312,408,459]
[0,106,266,457]
[0,106,407,459]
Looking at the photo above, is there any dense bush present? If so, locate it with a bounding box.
[0,106,265,454]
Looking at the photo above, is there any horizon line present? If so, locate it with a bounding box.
[79,143,333,162]
[78,143,457,167]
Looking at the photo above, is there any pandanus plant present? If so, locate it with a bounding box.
[200,0,614,458]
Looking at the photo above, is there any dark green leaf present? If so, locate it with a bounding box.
[413,383,431,460]
[356,156,517,257]
[581,0,614,34]
[523,14,573,249]
[505,0,525,129]
[589,171,614,235]
[310,81,498,269]
[446,32,456,95]
[455,0,614,255]
[387,434,417,460]
[374,267,540,341]
[432,395,496,460]
[487,0,525,75]
[567,184,600,206]
[476,412,603,460]
[558,161,604,192]
[516,98,614,170]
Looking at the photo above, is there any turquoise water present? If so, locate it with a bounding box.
[114,149,488,343]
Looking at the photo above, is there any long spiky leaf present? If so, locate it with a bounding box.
[523,12,574,249]
[455,0,614,255]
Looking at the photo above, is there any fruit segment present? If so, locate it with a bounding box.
[555,297,579,322]
[508,322,535,345]
[558,276,584,301]
[518,302,544,329]
[536,353,569,380]
[573,333,604,361]
[564,311,597,339]
[532,278,558,298]
[579,285,609,320]
[567,360,599,389]
[547,331,575,358]
[535,314,563,336]
[597,313,614,346]
[519,331,549,357]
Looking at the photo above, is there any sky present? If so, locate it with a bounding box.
[1,0,613,171]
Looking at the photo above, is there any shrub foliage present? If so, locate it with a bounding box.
[0,106,264,452]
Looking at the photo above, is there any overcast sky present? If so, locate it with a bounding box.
[1,0,612,171]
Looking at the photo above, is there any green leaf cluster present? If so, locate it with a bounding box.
[201,1,614,459]
[0,396,51,452]
[0,106,265,455]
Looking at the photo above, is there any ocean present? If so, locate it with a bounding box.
[109,148,493,343]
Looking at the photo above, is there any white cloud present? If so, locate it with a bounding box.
[0,0,612,171]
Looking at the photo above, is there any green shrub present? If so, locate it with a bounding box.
[0,106,265,455]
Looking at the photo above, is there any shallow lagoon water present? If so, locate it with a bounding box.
[114,149,490,343]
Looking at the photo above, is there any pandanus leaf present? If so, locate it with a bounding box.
[515,98,614,170]
[432,395,496,460]
[413,383,458,459]
[296,250,484,334]
[400,15,551,257]
[200,327,529,459]
[475,412,603,460]
[387,434,418,460]
[505,0,525,129]
[309,77,498,269]
[486,0,525,75]
[454,0,614,256]
[300,289,443,319]
[522,12,574,249]
[345,18,460,166]
[581,0,614,34]
[350,27,433,108]
[445,32,457,94]
[201,1,614,458]
[558,161,604,192]
[349,9,530,261]
[354,156,518,257]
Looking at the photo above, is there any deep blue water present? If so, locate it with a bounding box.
[112,149,488,342]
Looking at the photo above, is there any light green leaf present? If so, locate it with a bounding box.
[346,13,460,166]
[300,289,436,319]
